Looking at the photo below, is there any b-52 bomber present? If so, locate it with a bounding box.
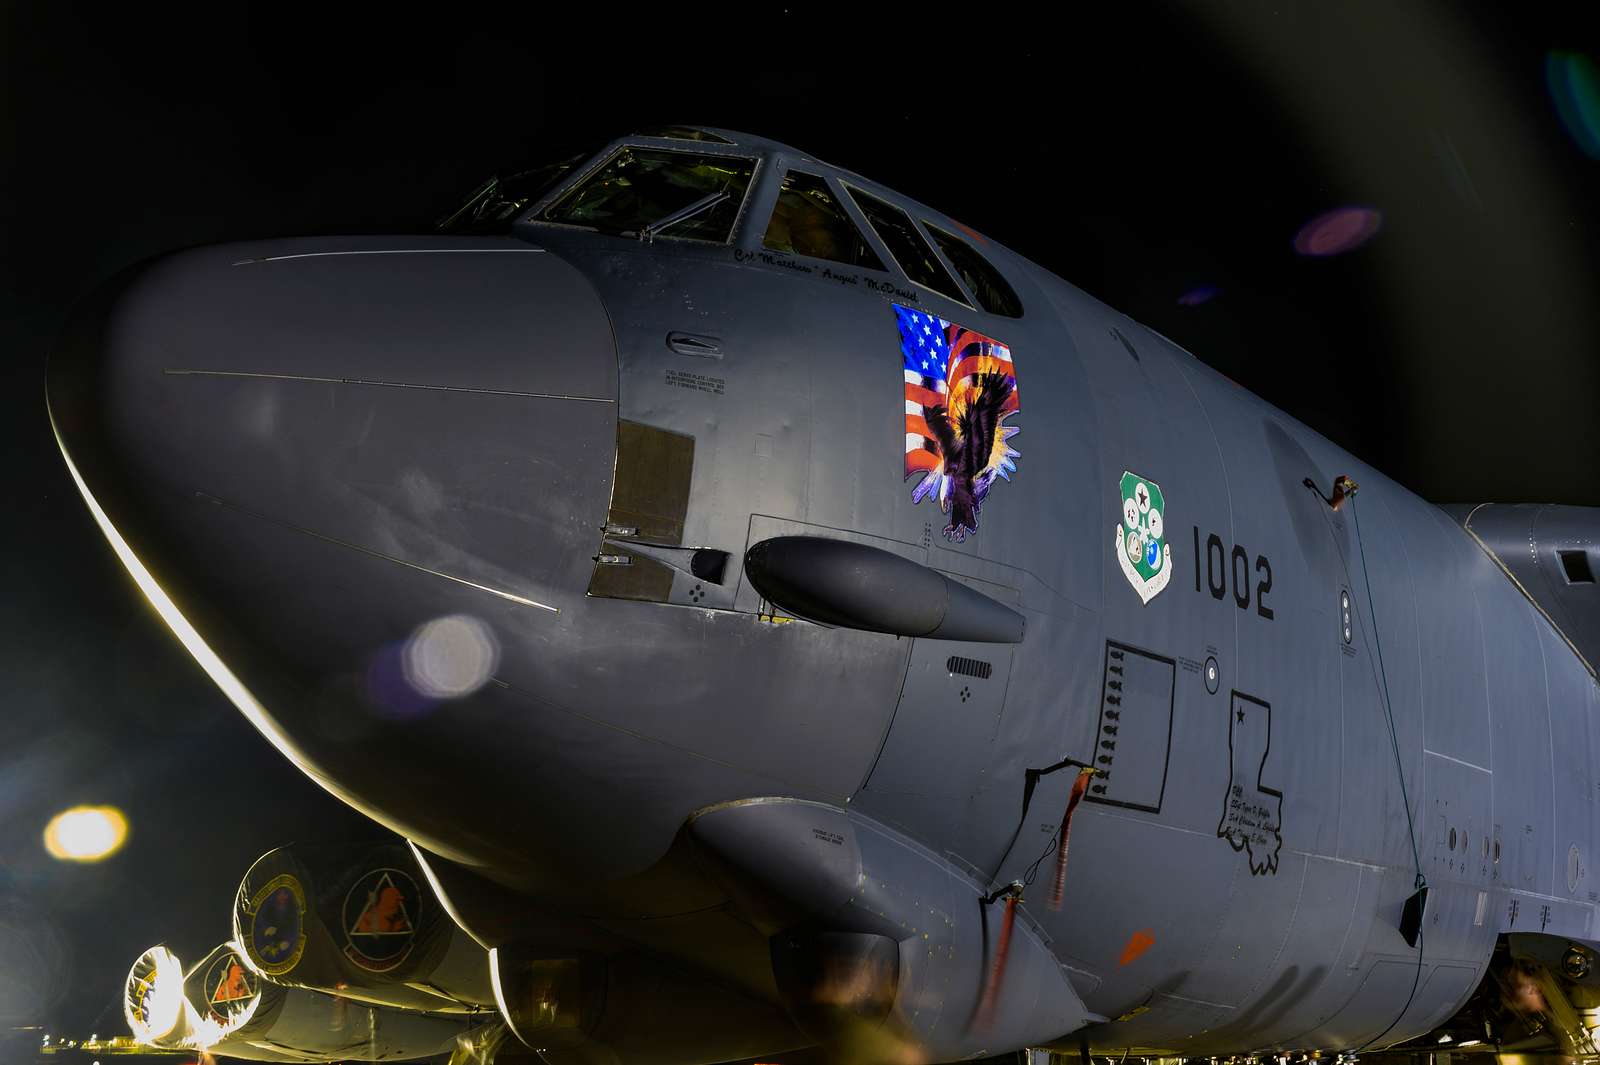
[47,125,1600,1064]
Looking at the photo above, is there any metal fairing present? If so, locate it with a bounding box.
[48,130,1600,1061]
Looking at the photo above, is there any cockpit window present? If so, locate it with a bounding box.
[844,186,968,304]
[541,147,756,243]
[762,170,885,270]
[435,154,585,234]
[924,224,1023,318]
[634,125,734,144]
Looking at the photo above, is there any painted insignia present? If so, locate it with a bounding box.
[1218,691,1284,875]
[128,963,160,1029]
[242,873,307,976]
[125,946,182,1040]
[342,867,419,973]
[204,949,258,1024]
[1115,471,1171,603]
[896,305,1020,543]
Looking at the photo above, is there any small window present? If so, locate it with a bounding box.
[542,147,756,243]
[435,153,588,234]
[925,224,1023,318]
[844,186,968,304]
[634,125,734,144]
[762,170,884,270]
[1560,549,1595,584]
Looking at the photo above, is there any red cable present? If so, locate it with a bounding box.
[1050,767,1096,910]
[975,894,1019,1032]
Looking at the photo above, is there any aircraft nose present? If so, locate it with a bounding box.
[46,238,618,830]
[49,238,617,605]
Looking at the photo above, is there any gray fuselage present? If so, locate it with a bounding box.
[48,128,1600,1059]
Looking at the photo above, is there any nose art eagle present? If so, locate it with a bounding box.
[898,307,1022,542]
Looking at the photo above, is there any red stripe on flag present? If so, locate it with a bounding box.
[905,449,942,473]
[948,328,1010,361]
[905,383,946,409]
[947,327,978,353]
[905,414,938,440]
[951,353,1016,385]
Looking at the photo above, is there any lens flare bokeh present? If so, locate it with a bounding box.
[1293,207,1383,257]
[42,805,128,862]
[1546,50,1600,159]
[402,615,499,700]
[1178,284,1221,306]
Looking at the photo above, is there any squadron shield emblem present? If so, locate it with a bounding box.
[241,873,307,977]
[203,950,258,1026]
[1115,471,1172,604]
[342,868,419,973]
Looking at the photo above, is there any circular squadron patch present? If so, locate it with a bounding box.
[242,874,307,976]
[341,867,419,973]
[1115,471,1172,604]
[203,949,259,1025]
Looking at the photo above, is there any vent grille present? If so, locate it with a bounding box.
[946,656,992,680]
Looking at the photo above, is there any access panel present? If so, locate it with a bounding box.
[1083,640,1175,814]
[865,635,1014,800]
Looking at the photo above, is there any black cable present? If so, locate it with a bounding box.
[1019,827,1060,890]
[1303,477,1335,507]
[1309,483,1429,1055]
[1348,494,1428,1053]
[1350,497,1426,887]
[989,755,1091,882]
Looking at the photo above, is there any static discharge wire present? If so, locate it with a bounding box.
[1350,497,1426,888]
[1322,485,1428,1054]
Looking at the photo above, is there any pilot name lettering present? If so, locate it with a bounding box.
[732,248,903,298]
[865,277,918,302]
[734,247,815,274]
[758,251,812,273]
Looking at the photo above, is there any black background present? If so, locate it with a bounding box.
[3,2,1597,1049]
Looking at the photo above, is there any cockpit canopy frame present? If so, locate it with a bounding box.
[479,126,1024,319]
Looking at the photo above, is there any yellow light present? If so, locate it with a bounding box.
[43,805,128,862]
[49,378,459,867]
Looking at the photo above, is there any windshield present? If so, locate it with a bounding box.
[924,223,1023,317]
[436,153,586,234]
[763,169,884,270]
[845,185,969,304]
[540,146,757,242]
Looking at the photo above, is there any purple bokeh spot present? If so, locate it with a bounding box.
[366,642,439,719]
[1293,207,1383,256]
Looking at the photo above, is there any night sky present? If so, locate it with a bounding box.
[3,2,1598,1051]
